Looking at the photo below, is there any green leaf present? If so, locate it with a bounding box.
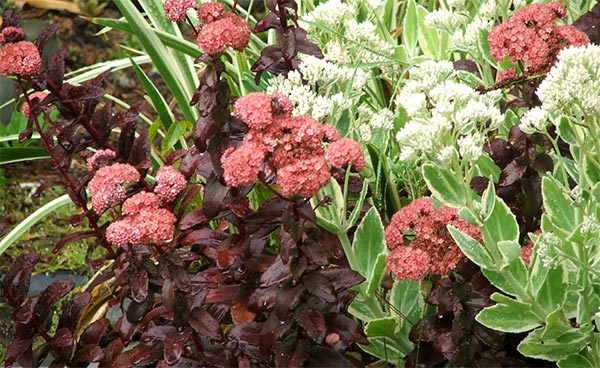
[535,266,567,313]
[448,225,494,269]
[402,0,418,56]
[480,179,496,221]
[130,57,175,131]
[353,207,388,295]
[558,115,578,145]
[112,0,198,123]
[422,164,466,208]
[497,240,521,266]
[518,326,593,361]
[162,121,188,152]
[365,317,399,339]
[0,147,49,165]
[0,195,73,256]
[416,5,437,58]
[482,194,519,253]
[482,261,528,297]
[476,297,542,333]
[542,176,575,233]
[558,349,596,368]
[390,279,424,323]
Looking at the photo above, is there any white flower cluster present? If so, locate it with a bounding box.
[356,105,394,141]
[536,44,600,117]
[266,54,369,121]
[302,0,394,63]
[520,106,549,134]
[394,60,503,163]
[424,9,468,33]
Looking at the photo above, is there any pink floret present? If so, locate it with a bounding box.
[325,138,365,172]
[222,145,265,187]
[163,0,197,22]
[86,149,117,171]
[0,41,42,77]
[276,157,331,198]
[106,208,176,247]
[154,165,187,202]
[196,13,251,55]
[387,246,431,281]
[197,2,226,23]
[122,191,162,216]
[234,92,273,129]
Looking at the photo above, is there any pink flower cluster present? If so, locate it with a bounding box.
[0,25,42,77]
[195,2,251,55]
[86,150,186,247]
[106,191,177,247]
[221,92,365,198]
[163,0,197,22]
[488,3,589,76]
[384,198,481,281]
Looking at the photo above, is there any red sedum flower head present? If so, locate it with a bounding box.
[488,2,588,75]
[86,149,117,171]
[325,138,365,172]
[196,13,251,55]
[163,0,197,22]
[276,157,332,198]
[88,163,140,214]
[106,208,176,247]
[234,92,274,130]
[0,26,26,43]
[221,145,265,187]
[387,246,431,281]
[223,91,364,198]
[122,191,162,216]
[0,40,42,77]
[197,2,226,23]
[385,198,481,279]
[154,165,187,202]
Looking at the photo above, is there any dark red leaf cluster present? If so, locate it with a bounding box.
[251,0,324,83]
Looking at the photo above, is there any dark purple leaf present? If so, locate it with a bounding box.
[319,268,364,292]
[46,48,66,88]
[533,153,553,173]
[1,253,39,304]
[2,9,20,28]
[203,174,228,219]
[259,313,291,355]
[300,240,330,266]
[328,314,369,346]
[130,133,151,172]
[179,148,212,178]
[205,284,240,304]
[259,256,291,287]
[35,279,75,319]
[163,329,189,365]
[573,1,600,44]
[181,228,226,247]
[53,230,95,254]
[51,327,73,348]
[162,278,176,312]
[274,282,305,320]
[295,309,326,343]
[192,115,215,152]
[189,308,223,341]
[279,28,297,59]
[302,272,335,303]
[5,336,34,366]
[275,338,309,368]
[79,318,110,346]
[73,345,104,365]
[140,325,176,345]
[254,12,280,33]
[178,209,209,231]
[126,291,153,323]
[306,347,357,367]
[130,269,148,303]
[247,284,278,312]
[498,160,527,187]
[294,28,324,58]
